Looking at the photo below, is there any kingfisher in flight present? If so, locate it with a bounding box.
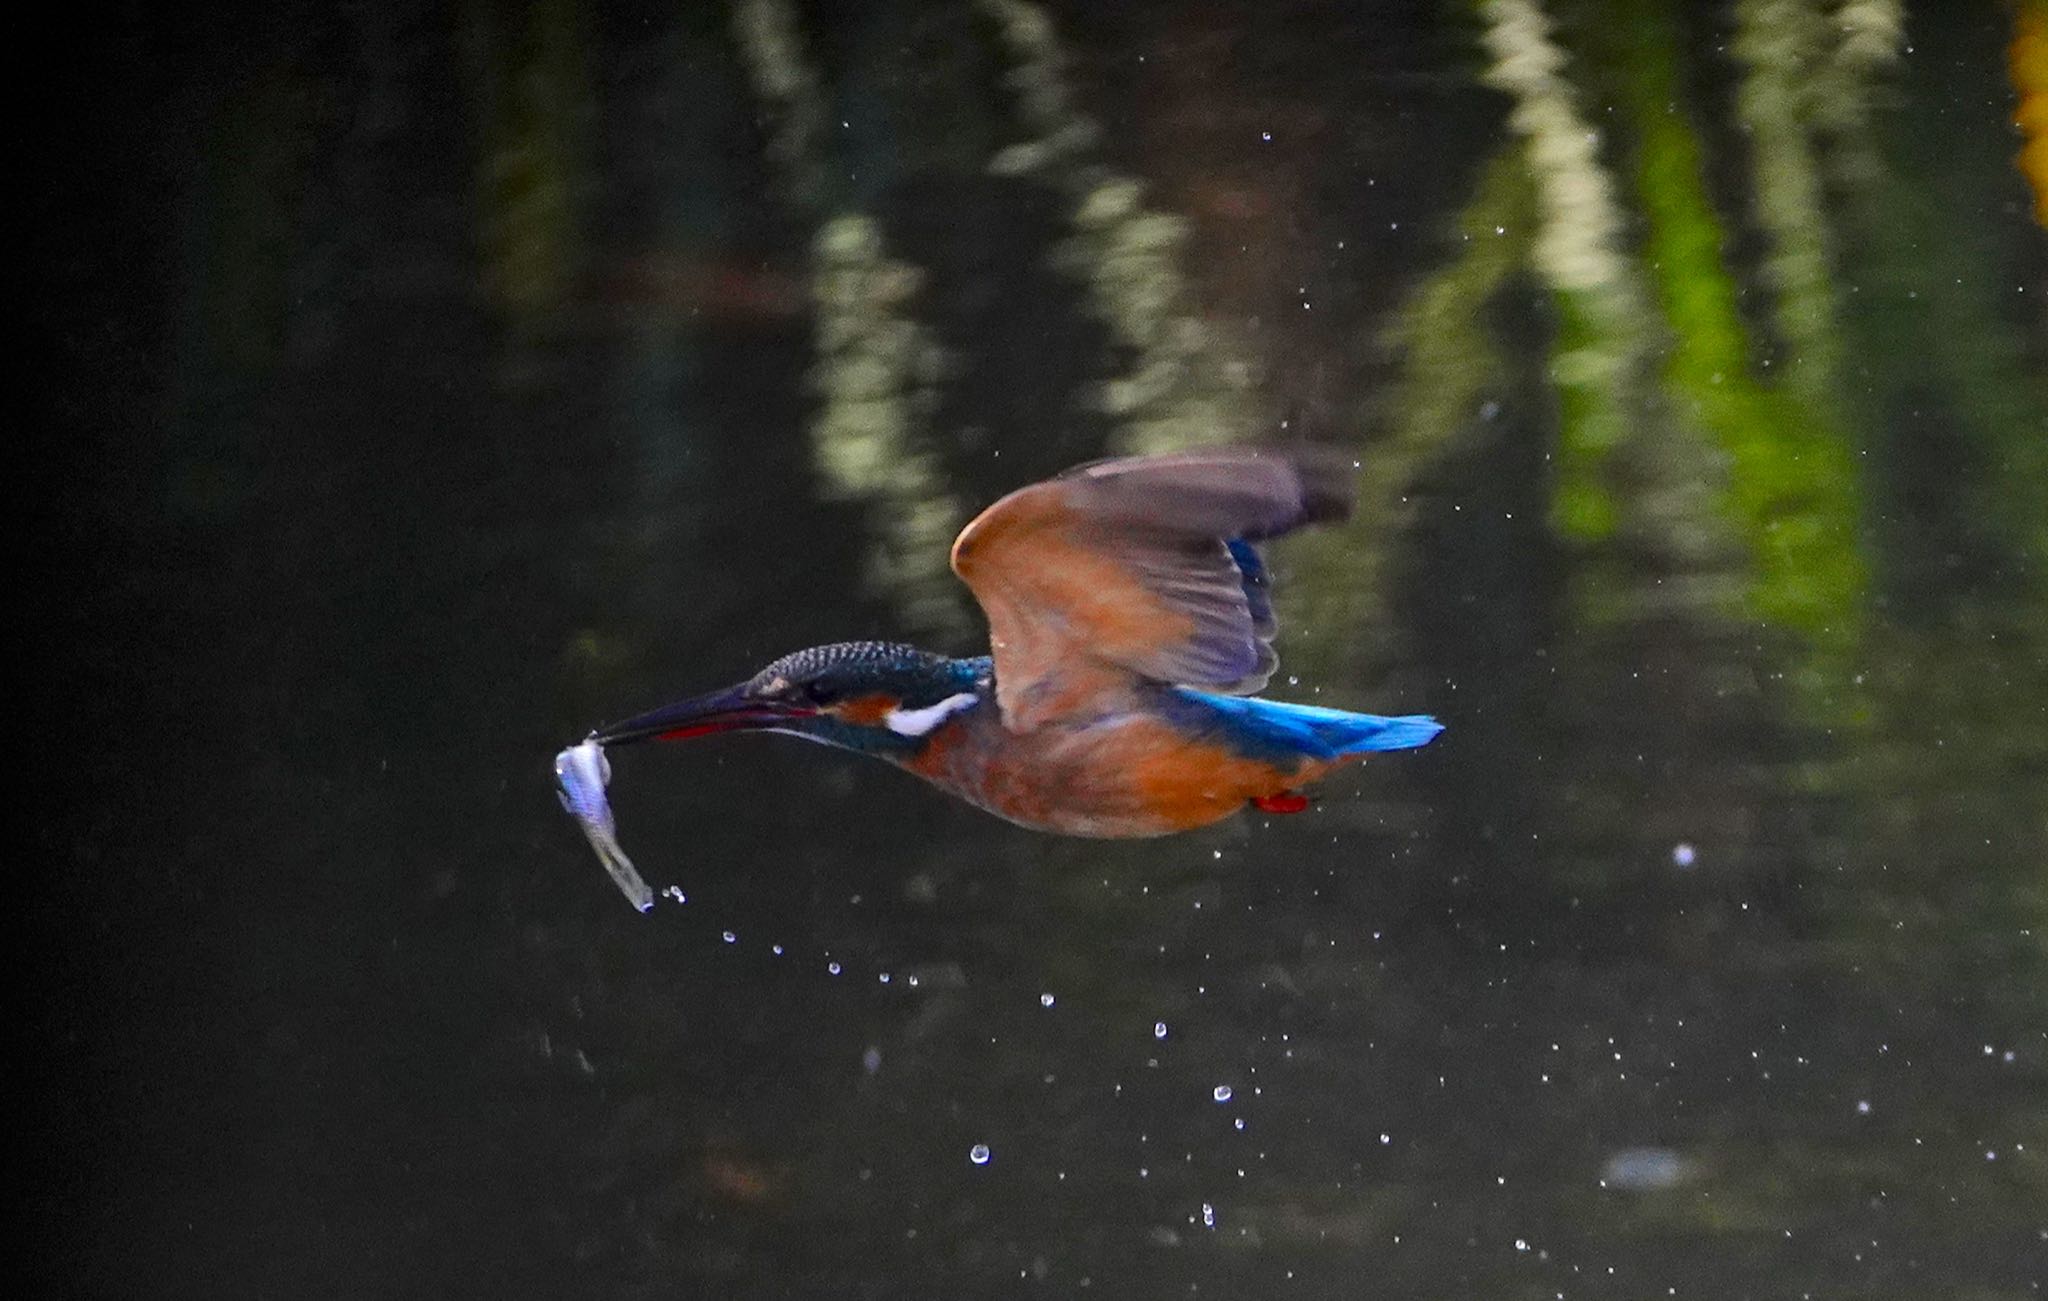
[582,448,1440,841]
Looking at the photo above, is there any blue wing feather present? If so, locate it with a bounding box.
[1174,688,1444,761]
[1225,539,1276,638]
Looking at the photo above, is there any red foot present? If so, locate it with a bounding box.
[1252,790,1311,814]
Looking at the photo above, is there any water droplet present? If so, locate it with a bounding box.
[969,1143,991,1166]
[1040,993,1056,1008]
[827,961,842,976]
[1154,1022,1169,1040]
[1515,1238,1529,1252]
[1672,843,1697,868]
[1233,1118,1246,1131]
[771,944,784,956]
[1855,1099,1871,1115]
[1259,130,1272,142]
[1213,1085,1234,1103]
[1379,1132,1392,1145]
[1201,1203,1216,1228]
[878,972,891,984]
[721,930,736,943]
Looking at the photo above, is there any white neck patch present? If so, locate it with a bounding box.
[884,691,980,737]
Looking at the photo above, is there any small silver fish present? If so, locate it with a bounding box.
[553,738,654,913]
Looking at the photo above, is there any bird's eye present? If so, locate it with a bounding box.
[801,681,833,706]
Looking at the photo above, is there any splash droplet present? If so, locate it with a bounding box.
[1040,993,1056,1008]
[1154,1021,1169,1040]
[969,1143,991,1166]
[1213,1085,1234,1103]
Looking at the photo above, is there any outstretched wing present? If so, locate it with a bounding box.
[949,448,1354,732]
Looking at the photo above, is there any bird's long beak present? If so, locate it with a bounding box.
[592,683,816,746]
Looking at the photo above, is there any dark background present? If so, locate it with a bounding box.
[25,1,2047,1296]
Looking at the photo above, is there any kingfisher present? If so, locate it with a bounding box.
[585,448,1440,840]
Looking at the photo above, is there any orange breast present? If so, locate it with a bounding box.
[903,710,1330,838]
[1120,722,1334,833]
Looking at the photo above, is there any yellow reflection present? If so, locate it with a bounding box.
[2014,1,2048,226]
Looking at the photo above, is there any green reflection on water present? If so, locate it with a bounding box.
[151,1,2047,1295]
[464,0,591,322]
[1612,0,1867,684]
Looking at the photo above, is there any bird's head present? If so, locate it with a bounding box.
[593,642,988,755]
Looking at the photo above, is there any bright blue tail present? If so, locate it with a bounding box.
[1177,689,1444,761]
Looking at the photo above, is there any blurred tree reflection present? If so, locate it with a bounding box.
[601,0,2044,1290]
[732,0,970,639]
[463,0,592,323]
[980,0,1265,457]
[151,0,2048,1295]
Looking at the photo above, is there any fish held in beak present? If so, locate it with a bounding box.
[553,738,654,913]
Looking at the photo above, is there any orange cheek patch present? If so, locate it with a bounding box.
[832,693,900,726]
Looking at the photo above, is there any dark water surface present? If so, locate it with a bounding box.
[29,2,2046,1297]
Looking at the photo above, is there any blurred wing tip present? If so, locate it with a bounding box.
[1199,641,1279,697]
[1283,445,1358,525]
